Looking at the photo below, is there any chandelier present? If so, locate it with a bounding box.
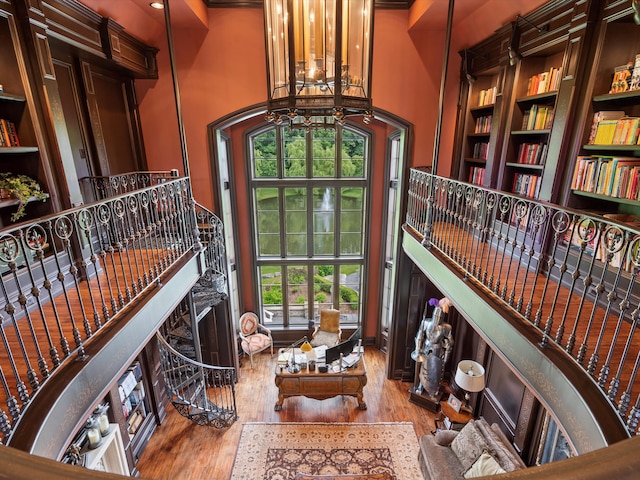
[263,0,375,126]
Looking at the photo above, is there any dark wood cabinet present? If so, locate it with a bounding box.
[106,338,167,476]
[455,0,599,204]
[0,9,54,227]
[564,2,640,220]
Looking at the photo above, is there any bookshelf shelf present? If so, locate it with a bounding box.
[505,163,545,170]
[515,91,558,104]
[467,132,491,138]
[593,90,640,103]
[470,104,495,113]
[464,158,487,165]
[582,144,640,154]
[0,146,39,154]
[511,129,551,136]
[0,92,26,103]
[572,189,640,207]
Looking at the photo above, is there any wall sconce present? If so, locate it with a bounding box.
[507,21,521,67]
[454,360,485,415]
[508,14,548,67]
[634,0,640,25]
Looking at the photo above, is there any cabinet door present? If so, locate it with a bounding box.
[79,60,146,176]
[52,55,97,204]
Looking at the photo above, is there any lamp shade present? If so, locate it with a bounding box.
[454,360,485,393]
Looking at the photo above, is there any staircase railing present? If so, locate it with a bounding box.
[156,332,237,428]
[0,176,198,444]
[406,169,640,435]
[81,171,180,203]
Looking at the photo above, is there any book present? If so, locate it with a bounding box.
[593,120,619,144]
[0,119,11,147]
[588,111,624,144]
[630,53,640,91]
[610,62,633,93]
[5,120,19,146]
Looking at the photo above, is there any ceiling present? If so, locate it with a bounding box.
[79,0,496,47]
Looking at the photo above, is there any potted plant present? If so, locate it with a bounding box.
[0,172,48,222]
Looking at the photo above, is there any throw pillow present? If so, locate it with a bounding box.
[435,429,458,446]
[451,421,494,471]
[474,419,523,472]
[463,451,506,478]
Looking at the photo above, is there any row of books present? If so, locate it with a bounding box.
[525,67,561,96]
[571,155,640,200]
[590,114,640,145]
[477,86,497,107]
[521,105,554,131]
[608,56,640,94]
[472,141,489,160]
[0,119,20,147]
[474,115,492,134]
[512,173,541,198]
[515,142,548,165]
[588,111,625,144]
[118,361,143,402]
[468,166,485,186]
[122,380,146,420]
[562,213,640,272]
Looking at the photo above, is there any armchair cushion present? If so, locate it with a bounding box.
[241,333,272,354]
[319,308,341,332]
[311,329,341,347]
[311,308,342,347]
[240,312,259,336]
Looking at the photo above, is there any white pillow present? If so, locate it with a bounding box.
[463,451,506,478]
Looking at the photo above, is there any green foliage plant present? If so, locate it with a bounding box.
[0,173,48,222]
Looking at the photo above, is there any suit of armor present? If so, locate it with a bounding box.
[411,304,453,397]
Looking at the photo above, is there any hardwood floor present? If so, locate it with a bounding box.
[135,348,437,480]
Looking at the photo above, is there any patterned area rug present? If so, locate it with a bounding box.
[230,422,422,480]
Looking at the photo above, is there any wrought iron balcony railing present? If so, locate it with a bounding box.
[406,169,640,435]
[81,171,180,203]
[0,177,202,444]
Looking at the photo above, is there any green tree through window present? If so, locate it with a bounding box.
[250,124,369,328]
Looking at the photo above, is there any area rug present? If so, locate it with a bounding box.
[230,422,422,480]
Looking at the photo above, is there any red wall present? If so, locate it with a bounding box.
[132,1,547,333]
[135,2,548,203]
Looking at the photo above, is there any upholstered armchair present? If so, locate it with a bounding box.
[239,312,273,368]
[310,308,342,347]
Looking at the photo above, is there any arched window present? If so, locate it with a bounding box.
[248,124,370,328]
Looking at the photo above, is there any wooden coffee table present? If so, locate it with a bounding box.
[274,358,367,410]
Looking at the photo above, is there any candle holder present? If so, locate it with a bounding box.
[93,403,111,436]
[85,417,102,449]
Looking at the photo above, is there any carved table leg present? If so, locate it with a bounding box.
[357,392,367,410]
[275,394,284,411]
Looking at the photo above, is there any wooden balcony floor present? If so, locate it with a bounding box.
[416,221,640,418]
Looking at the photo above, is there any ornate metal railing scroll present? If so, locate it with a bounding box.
[406,170,640,435]
[0,177,197,444]
[81,171,179,203]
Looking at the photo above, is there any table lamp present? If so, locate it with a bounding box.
[454,360,485,415]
